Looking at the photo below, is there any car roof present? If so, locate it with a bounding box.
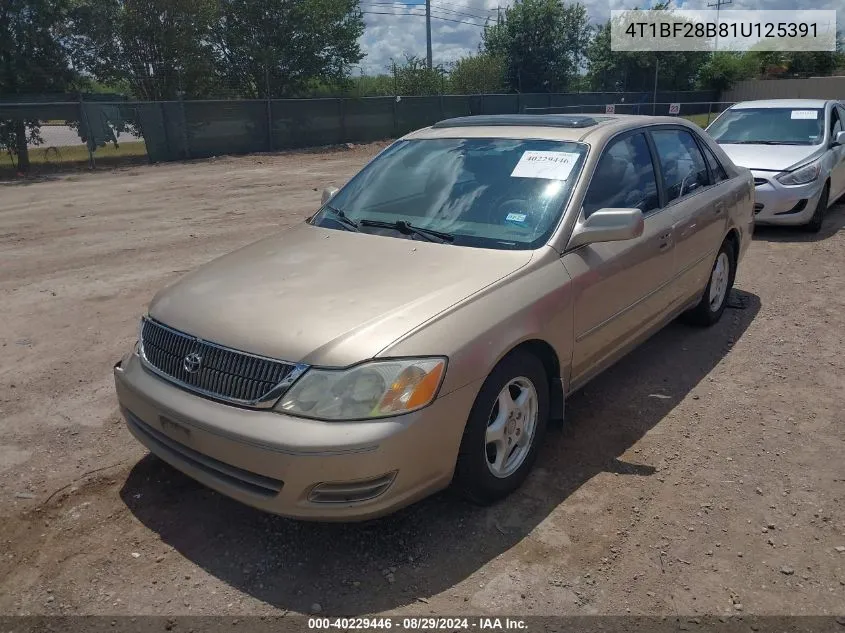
[730,99,830,109]
[404,114,698,144]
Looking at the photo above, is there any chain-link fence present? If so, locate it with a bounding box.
[2,91,724,177]
[0,100,149,177]
[523,101,737,127]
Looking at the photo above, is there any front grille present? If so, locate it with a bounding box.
[753,177,768,187]
[139,317,303,406]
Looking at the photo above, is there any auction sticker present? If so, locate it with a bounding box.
[511,151,580,181]
[791,110,818,120]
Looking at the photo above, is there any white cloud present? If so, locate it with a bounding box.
[356,0,844,75]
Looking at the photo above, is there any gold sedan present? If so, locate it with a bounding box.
[114,114,754,520]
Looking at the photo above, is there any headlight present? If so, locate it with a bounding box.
[276,357,446,420]
[776,160,821,186]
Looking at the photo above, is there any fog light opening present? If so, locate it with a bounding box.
[308,471,397,504]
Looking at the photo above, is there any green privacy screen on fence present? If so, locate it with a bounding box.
[3,91,718,165]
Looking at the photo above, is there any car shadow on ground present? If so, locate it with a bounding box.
[752,201,845,243]
[121,289,761,615]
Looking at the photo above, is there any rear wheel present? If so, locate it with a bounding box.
[803,182,829,233]
[683,240,735,327]
[454,351,549,505]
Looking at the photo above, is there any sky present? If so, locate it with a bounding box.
[356,0,844,75]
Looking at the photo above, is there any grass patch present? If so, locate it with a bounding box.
[682,113,715,128]
[0,141,148,180]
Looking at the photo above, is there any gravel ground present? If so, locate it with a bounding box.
[1,144,844,617]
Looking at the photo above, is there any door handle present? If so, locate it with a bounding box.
[658,231,673,251]
[714,202,726,215]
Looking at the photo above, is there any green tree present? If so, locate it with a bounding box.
[389,55,448,96]
[71,0,219,100]
[448,54,507,94]
[696,53,755,91]
[211,0,365,98]
[587,19,708,92]
[0,0,78,172]
[482,0,592,93]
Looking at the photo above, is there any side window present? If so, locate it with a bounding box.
[651,129,710,203]
[701,143,729,183]
[831,107,843,136]
[583,133,660,217]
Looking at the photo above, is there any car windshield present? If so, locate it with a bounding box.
[707,107,824,146]
[309,138,588,250]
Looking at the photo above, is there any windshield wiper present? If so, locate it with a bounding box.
[723,140,809,145]
[359,219,455,243]
[321,204,359,232]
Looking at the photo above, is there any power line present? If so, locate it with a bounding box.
[430,6,495,21]
[362,1,491,20]
[360,9,487,27]
[361,1,494,21]
[433,0,499,12]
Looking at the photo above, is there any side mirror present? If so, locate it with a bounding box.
[567,207,645,250]
[321,186,339,205]
[831,131,845,147]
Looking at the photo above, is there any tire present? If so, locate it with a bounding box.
[803,182,829,233]
[683,240,736,327]
[453,350,549,505]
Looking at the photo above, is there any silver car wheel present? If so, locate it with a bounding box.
[709,252,730,312]
[485,377,539,479]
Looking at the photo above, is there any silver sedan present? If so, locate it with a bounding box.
[706,99,845,232]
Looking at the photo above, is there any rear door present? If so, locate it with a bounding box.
[565,130,677,387]
[648,127,728,305]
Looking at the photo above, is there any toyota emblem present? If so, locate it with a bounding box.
[183,352,203,374]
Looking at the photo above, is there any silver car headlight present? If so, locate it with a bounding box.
[275,357,447,420]
[776,159,821,186]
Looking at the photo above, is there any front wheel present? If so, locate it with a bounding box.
[453,351,549,505]
[803,182,829,233]
[683,241,735,327]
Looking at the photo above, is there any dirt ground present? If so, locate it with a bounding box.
[1,144,844,618]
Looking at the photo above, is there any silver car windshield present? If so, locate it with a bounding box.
[708,108,824,146]
[311,138,588,250]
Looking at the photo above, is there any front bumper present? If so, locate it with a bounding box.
[114,352,479,520]
[752,171,825,226]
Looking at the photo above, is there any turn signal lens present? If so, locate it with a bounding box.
[377,361,445,414]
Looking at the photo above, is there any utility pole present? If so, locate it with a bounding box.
[652,59,659,115]
[707,0,732,52]
[425,0,433,69]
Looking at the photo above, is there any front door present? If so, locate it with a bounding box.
[564,131,677,388]
[830,105,845,201]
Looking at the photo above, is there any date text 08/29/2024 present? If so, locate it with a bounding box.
[307,617,528,631]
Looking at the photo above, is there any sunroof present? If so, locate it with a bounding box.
[433,114,600,129]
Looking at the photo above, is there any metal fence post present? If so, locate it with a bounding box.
[79,97,95,169]
[340,98,347,143]
[266,96,274,152]
[178,97,190,159]
[439,95,444,120]
[159,102,173,160]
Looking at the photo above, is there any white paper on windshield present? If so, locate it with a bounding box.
[791,110,818,120]
[511,151,580,181]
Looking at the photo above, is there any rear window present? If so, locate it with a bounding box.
[707,107,824,146]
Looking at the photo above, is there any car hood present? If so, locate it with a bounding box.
[148,223,534,367]
[717,143,824,172]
